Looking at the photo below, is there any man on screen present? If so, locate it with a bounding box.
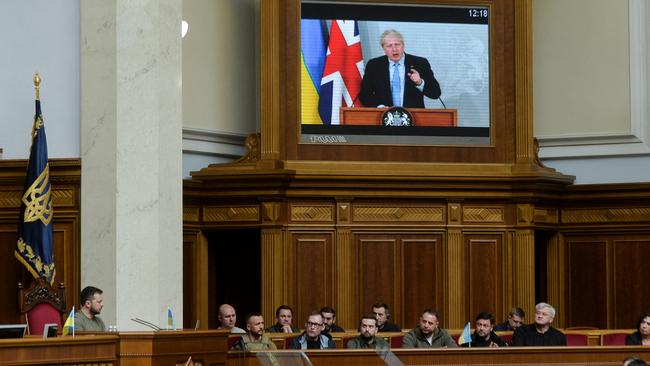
[359,29,441,108]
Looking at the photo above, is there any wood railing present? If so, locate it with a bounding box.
[239,328,637,349]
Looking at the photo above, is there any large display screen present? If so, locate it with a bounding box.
[300,1,490,146]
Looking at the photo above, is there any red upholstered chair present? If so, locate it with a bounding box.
[498,333,513,345]
[601,333,628,346]
[17,279,66,336]
[228,335,243,349]
[390,335,404,348]
[565,333,588,346]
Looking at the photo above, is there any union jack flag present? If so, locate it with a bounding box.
[318,20,364,125]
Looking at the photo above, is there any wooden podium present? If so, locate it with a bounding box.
[340,107,457,126]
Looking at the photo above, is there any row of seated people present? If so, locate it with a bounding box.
[219,302,650,350]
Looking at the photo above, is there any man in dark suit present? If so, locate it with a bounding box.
[359,29,441,108]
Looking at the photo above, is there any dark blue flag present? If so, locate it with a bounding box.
[15,80,55,285]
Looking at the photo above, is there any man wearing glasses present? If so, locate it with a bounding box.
[288,312,336,349]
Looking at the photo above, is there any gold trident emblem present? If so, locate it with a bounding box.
[22,165,53,225]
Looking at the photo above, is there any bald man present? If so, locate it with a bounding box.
[217,304,246,333]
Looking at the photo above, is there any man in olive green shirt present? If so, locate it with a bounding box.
[347,314,389,349]
[234,313,277,350]
[402,308,456,348]
[74,286,106,331]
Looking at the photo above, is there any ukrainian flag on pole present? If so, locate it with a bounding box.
[458,321,472,346]
[62,307,75,336]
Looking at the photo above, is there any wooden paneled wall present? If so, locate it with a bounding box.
[184,179,650,331]
[0,159,81,324]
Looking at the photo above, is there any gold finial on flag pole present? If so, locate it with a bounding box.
[33,73,41,100]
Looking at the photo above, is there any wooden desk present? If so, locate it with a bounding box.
[0,335,118,365]
[227,347,650,366]
[118,330,229,366]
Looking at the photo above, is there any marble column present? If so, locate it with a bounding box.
[80,0,183,330]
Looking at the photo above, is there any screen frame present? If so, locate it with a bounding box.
[260,0,532,165]
[0,324,27,339]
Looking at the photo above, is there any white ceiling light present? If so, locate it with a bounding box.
[181,20,189,38]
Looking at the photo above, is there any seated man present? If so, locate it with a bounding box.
[217,304,245,333]
[266,305,300,333]
[461,312,507,347]
[347,314,389,349]
[320,306,345,333]
[494,307,525,331]
[372,303,401,332]
[74,286,106,331]
[512,302,566,346]
[403,309,456,348]
[234,312,277,350]
[288,312,336,349]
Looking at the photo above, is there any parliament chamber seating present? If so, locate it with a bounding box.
[565,333,589,346]
[17,279,66,336]
[601,332,628,346]
[250,329,638,349]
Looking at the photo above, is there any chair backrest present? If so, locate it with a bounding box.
[228,335,243,349]
[601,333,628,346]
[26,303,62,336]
[390,335,403,348]
[565,333,588,346]
[499,333,513,345]
[18,279,66,335]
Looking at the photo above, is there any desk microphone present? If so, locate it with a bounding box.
[130,318,161,331]
[439,97,447,109]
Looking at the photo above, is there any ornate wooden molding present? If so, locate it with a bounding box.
[261,202,281,223]
[546,233,564,327]
[0,191,21,208]
[183,207,200,222]
[202,206,259,222]
[261,229,288,324]
[515,0,534,163]
[353,206,444,223]
[562,207,650,223]
[337,202,351,224]
[290,205,333,222]
[464,206,505,223]
[334,229,354,328]
[446,229,464,328]
[534,207,558,224]
[513,230,535,322]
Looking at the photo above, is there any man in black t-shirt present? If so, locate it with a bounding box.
[372,303,401,332]
[511,302,566,346]
[461,312,507,347]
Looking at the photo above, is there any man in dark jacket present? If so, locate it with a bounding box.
[288,312,336,350]
[347,314,389,349]
[266,305,300,333]
[461,312,508,347]
[359,29,441,108]
[494,307,525,331]
[402,309,457,348]
[512,302,566,346]
[372,303,401,332]
[320,306,345,334]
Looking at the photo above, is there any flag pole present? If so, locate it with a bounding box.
[34,73,40,100]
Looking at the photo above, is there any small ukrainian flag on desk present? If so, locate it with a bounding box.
[167,307,176,330]
[62,307,75,336]
[458,322,472,347]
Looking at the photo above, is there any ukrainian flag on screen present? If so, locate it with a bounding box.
[301,19,328,125]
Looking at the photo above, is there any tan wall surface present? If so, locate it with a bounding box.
[533,0,630,137]
[182,0,258,134]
